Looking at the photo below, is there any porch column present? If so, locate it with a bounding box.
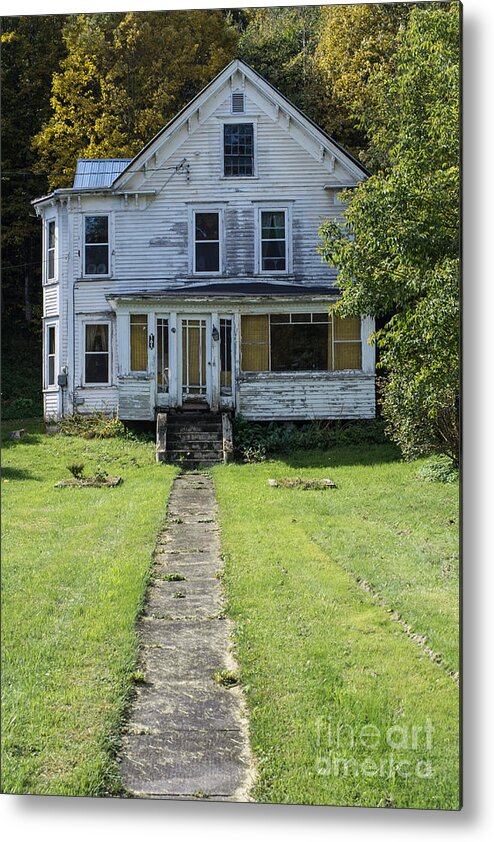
[211,311,220,411]
[169,312,179,407]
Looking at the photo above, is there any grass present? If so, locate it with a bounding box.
[1,419,176,795]
[212,445,460,809]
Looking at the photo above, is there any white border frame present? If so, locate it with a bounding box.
[43,319,58,390]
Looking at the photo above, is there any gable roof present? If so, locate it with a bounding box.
[112,58,369,190]
[73,158,132,188]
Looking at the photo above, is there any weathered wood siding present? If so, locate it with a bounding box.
[118,376,153,420]
[238,373,375,420]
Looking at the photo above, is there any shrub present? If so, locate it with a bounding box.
[416,457,459,484]
[67,463,84,479]
[59,412,125,439]
[232,416,388,461]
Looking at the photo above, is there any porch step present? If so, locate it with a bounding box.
[157,411,232,467]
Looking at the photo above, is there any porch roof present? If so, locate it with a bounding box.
[107,281,339,301]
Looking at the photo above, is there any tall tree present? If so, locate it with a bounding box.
[33,10,238,189]
[238,6,326,126]
[1,15,67,321]
[319,4,460,461]
[314,2,410,160]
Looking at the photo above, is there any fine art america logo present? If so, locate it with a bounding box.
[315,718,434,779]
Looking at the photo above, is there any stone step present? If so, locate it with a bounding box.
[167,432,223,443]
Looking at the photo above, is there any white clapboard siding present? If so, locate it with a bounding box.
[118,377,153,420]
[73,387,119,415]
[43,391,60,418]
[43,284,59,317]
[238,373,375,420]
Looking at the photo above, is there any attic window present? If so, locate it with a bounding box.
[231,92,245,114]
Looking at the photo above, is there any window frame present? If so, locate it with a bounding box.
[83,213,111,278]
[82,319,112,386]
[45,218,57,282]
[44,321,58,389]
[221,118,257,179]
[240,312,363,374]
[190,207,224,276]
[255,206,292,275]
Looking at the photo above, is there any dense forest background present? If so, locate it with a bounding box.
[1,4,459,459]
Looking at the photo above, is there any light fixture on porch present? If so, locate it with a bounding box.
[212,325,220,342]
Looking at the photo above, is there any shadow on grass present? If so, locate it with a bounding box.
[273,443,402,469]
[1,466,40,481]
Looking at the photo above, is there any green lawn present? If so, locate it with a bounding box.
[212,445,460,809]
[1,420,176,795]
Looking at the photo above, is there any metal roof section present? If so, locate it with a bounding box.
[73,158,132,189]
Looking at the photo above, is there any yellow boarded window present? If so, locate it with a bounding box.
[333,316,361,370]
[130,314,148,371]
[241,315,269,371]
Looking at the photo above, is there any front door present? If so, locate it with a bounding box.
[180,315,211,405]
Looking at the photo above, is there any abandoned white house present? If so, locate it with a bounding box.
[33,59,375,458]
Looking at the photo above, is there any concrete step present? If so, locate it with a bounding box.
[168,432,223,443]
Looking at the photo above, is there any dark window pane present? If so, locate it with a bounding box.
[85,244,109,274]
[85,354,109,383]
[291,313,309,323]
[195,213,219,241]
[86,324,108,352]
[48,221,55,249]
[196,241,219,272]
[262,240,286,271]
[271,322,329,371]
[48,251,55,279]
[312,312,329,323]
[85,216,108,244]
[48,356,55,386]
[270,313,290,324]
[48,326,56,355]
[261,212,285,239]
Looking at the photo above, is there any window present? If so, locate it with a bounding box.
[130,314,148,372]
[46,325,56,386]
[224,123,254,177]
[270,312,328,371]
[47,220,56,280]
[240,315,269,372]
[85,323,109,384]
[220,318,233,394]
[84,215,109,275]
[260,210,286,272]
[194,211,220,273]
[157,318,169,393]
[240,313,362,373]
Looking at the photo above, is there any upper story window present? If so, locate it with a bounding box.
[84,215,109,276]
[224,123,254,177]
[194,211,220,273]
[260,210,287,272]
[47,220,56,280]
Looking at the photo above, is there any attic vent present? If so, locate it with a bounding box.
[231,92,245,113]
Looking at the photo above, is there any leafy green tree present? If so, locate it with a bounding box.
[238,6,326,125]
[34,10,238,189]
[319,4,460,461]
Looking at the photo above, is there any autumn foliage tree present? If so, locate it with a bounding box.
[34,10,238,188]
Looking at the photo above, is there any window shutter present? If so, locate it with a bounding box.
[232,92,245,113]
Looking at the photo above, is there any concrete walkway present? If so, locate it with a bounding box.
[120,473,253,800]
